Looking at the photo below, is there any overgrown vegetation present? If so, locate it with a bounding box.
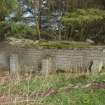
[7,38,94,48]
[0,0,17,21]
[1,8,105,43]
[0,22,39,41]
[0,0,105,44]
[61,9,105,42]
[0,73,105,105]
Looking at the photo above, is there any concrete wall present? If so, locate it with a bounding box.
[0,44,105,74]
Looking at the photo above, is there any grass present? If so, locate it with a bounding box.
[38,41,92,49]
[8,37,105,49]
[0,73,105,105]
[42,89,105,105]
[24,40,96,49]
[7,37,96,49]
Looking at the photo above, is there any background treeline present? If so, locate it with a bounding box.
[1,0,105,44]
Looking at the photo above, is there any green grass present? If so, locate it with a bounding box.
[30,40,96,49]
[42,89,105,105]
[0,73,105,105]
[38,41,92,49]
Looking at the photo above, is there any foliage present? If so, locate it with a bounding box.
[0,0,17,21]
[10,22,37,39]
[61,9,105,42]
[0,1,105,43]
[62,9,105,25]
[0,22,56,41]
[0,22,38,41]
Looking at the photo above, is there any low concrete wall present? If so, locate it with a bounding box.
[0,44,105,74]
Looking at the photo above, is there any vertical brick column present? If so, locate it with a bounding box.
[41,57,56,75]
[10,54,20,78]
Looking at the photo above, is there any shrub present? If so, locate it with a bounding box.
[61,9,105,43]
[0,21,55,41]
[0,22,38,41]
[10,22,37,39]
[0,21,11,41]
[0,0,17,21]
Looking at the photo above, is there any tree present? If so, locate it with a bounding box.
[28,0,43,40]
[0,0,17,21]
[102,0,105,9]
[61,9,105,41]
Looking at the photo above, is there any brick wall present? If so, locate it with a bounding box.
[0,44,105,73]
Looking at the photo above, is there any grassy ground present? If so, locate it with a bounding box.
[0,72,105,105]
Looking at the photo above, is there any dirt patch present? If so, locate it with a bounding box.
[92,83,105,89]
